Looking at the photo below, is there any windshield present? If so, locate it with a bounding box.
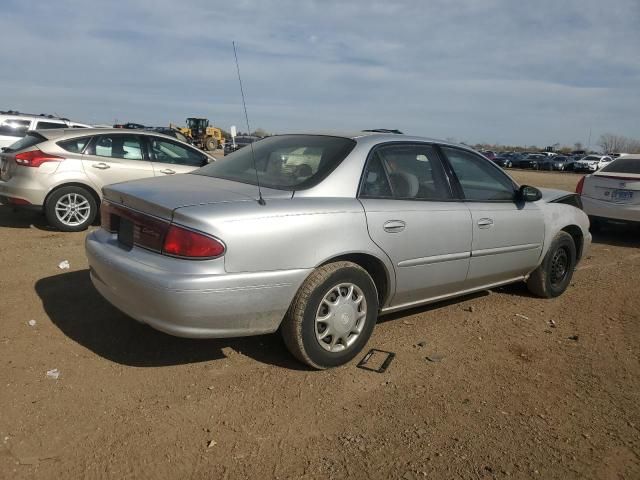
[195,135,356,190]
[600,158,640,174]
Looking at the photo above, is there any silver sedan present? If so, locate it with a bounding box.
[86,133,591,368]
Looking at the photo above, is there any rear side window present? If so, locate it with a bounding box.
[4,132,46,152]
[58,137,91,154]
[35,121,66,129]
[600,158,640,174]
[442,147,516,201]
[0,119,30,138]
[360,144,451,200]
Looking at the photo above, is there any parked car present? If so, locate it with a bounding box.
[539,155,574,171]
[513,154,544,169]
[223,135,260,155]
[492,155,514,168]
[577,155,640,228]
[85,133,591,369]
[480,150,496,160]
[113,122,146,129]
[0,110,89,149]
[573,155,613,173]
[0,128,215,231]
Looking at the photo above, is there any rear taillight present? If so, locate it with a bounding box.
[575,176,585,194]
[14,150,63,168]
[162,224,225,259]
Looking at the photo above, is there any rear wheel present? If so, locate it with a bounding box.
[281,261,379,369]
[45,186,97,232]
[526,231,576,298]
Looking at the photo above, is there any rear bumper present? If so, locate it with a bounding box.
[86,229,311,338]
[0,178,46,206]
[582,196,640,223]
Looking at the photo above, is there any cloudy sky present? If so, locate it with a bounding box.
[2,0,639,146]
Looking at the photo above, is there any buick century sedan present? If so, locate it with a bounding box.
[86,133,591,369]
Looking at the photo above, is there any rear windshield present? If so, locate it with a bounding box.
[195,135,356,190]
[600,158,640,174]
[3,132,46,152]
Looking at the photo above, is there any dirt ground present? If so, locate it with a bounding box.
[1,169,639,479]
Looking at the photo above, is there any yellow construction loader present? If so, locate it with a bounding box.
[172,118,225,151]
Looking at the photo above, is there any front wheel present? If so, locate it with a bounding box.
[281,261,379,369]
[526,231,576,298]
[45,186,97,232]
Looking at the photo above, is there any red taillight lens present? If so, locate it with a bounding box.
[14,150,63,168]
[162,224,225,259]
[575,176,586,194]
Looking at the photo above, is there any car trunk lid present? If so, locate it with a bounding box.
[102,173,292,220]
[583,172,640,205]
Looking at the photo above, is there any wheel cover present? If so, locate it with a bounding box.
[55,193,91,226]
[550,247,569,287]
[315,283,367,353]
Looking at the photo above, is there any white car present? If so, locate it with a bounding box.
[0,110,90,149]
[577,155,640,227]
[573,154,614,173]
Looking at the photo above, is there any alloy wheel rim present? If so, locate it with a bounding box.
[55,193,91,226]
[315,283,367,353]
[550,247,569,287]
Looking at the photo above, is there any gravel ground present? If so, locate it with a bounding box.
[0,169,638,479]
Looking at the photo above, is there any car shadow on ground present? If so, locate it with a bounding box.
[35,270,309,371]
[591,224,640,248]
[377,290,492,324]
[0,205,53,230]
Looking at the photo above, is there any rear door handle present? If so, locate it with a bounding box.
[92,163,110,170]
[159,169,176,175]
[477,218,494,229]
[383,220,406,233]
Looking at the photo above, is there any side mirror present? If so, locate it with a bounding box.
[517,185,542,202]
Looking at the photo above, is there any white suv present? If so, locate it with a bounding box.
[0,110,90,149]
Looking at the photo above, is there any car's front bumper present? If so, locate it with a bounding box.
[582,196,640,223]
[86,229,312,338]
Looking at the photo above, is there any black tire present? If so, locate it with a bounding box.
[45,185,97,232]
[205,138,217,151]
[526,231,576,298]
[281,261,379,369]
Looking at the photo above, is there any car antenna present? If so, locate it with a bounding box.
[233,41,265,206]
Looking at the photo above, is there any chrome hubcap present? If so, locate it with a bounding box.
[315,283,367,353]
[55,193,91,226]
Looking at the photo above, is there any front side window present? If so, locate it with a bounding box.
[35,121,66,129]
[92,135,143,160]
[360,144,451,200]
[196,135,356,190]
[442,147,516,201]
[149,137,204,167]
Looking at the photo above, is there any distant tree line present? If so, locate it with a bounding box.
[597,133,640,154]
[466,133,640,155]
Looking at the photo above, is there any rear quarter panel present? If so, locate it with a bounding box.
[171,197,395,284]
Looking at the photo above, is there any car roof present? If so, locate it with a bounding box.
[35,127,181,142]
[271,131,472,150]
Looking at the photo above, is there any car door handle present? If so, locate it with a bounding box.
[477,218,494,229]
[159,169,176,175]
[383,220,406,233]
[92,163,110,170]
